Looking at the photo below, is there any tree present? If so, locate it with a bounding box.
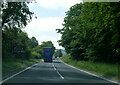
[29,37,38,48]
[56,2,120,63]
[2,2,34,29]
[41,41,56,56]
[31,41,56,59]
[2,28,31,60]
[54,49,63,57]
[2,2,35,60]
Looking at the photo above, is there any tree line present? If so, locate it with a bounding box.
[2,2,55,61]
[54,49,63,58]
[56,2,120,63]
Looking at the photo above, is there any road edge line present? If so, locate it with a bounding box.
[59,58,119,84]
[1,63,38,84]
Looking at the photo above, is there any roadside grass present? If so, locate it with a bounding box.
[2,58,42,76]
[61,55,118,80]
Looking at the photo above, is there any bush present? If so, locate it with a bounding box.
[31,52,42,59]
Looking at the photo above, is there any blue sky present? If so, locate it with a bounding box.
[23,0,83,49]
[28,2,66,18]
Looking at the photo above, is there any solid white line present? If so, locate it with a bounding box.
[25,67,31,70]
[1,68,27,83]
[57,71,64,79]
[1,63,38,84]
[59,58,119,84]
[34,64,38,66]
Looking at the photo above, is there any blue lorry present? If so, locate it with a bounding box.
[44,47,53,62]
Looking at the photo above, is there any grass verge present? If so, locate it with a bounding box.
[2,58,42,76]
[61,55,119,81]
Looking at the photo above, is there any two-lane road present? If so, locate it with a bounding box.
[2,58,118,85]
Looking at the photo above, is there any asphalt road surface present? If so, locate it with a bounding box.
[2,58,118,85]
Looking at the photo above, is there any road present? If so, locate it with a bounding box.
[2,58,118,85]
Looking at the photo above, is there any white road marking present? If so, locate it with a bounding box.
[34,64,38,66]
[1,63,38,84]
[59,58,119,84]
[57,71,64,79]
[52,62,64,79]
[25,67,31,70]
[52,63,54,67]
[52,63,56,70]
[54,67,57,70]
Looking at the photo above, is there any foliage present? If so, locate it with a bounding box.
[29,37,38,48]
[41,41,56,55]
[3,59,42,75]
[2,2,38,61]
[31,51,42,59]
[61,55,118,79]
[2,28,32,60]
[56,2,120,63]
[54,49,63,57]
[30,41,56,59]
[2,2,34,29]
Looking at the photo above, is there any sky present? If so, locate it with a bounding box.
[23,0,83,49]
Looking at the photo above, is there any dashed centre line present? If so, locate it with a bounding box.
[52,63,56,70]
[52,63,64,79]
[57,71,64,79]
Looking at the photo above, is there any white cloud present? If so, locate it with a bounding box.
[25,17,63,31]
[36,0,82,9]
[23,0,82,49]
[23,17,64,49]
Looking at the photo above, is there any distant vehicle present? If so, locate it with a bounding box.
[44,47,53,62]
